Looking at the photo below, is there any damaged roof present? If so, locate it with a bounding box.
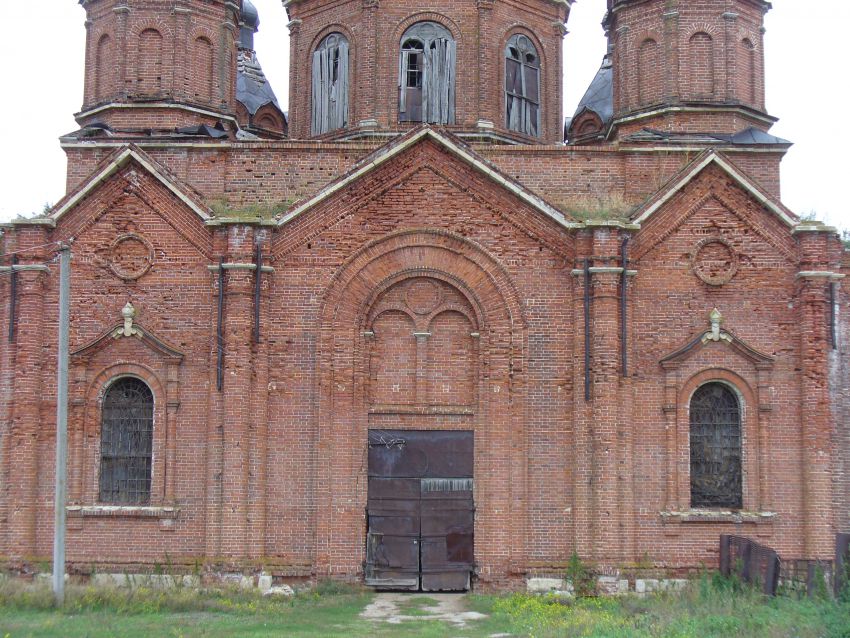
[622,127,791,146]
[237,49,282,117]
[568,56,613,134]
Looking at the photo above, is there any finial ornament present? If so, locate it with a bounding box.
[708,308,723,341]
[112,302,141,339]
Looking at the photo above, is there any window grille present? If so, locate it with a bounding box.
[99,377,154,505]
[505,34,540,137]
[311,33,349,135]
[690,382,742,508]
[399,22,455,124]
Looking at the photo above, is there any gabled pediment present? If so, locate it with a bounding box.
[276,126,578,231]
[72,304,183,364]
[49,145,212,222]
[632,150,797,228]
[660,309,774,370]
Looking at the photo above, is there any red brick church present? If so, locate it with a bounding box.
[1,0,847,590]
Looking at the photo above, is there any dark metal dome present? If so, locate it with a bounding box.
[242,0,260,31]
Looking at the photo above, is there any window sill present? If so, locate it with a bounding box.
[66,505,179,520]
[660,509,777,525]
[369,405,474,416]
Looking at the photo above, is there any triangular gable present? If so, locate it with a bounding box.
[631,150,798,227]
[276,126,579,230]
[50,145,212,222]
[72,321,184,364]
[660,310,774,371]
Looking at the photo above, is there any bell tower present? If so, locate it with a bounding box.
[77,0,241,133]
[604,0,773,138]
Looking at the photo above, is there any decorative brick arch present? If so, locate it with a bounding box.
[659,315,775,521]
[630,30,663,108]
[80,363,167,507]
[312,229,529,579]
[392,12,462,46]
[501,25,548,71]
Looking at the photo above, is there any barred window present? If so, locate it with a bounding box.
[99,377,154,505]
[505,34,540,137]
[690,382,742,508]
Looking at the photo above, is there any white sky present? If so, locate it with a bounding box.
[0,1,847,233]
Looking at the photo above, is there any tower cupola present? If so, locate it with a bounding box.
[602,0,774,139]
[76,0,241,134]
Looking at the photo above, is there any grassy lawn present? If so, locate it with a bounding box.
[1,575,848,638]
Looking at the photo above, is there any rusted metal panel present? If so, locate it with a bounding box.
[835,533,850,597]
[719,534,780,596]
[365,430,474,591]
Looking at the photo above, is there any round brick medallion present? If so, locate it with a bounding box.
[405,279,442,315]
[109,234,154,281]
[691,237,738,286]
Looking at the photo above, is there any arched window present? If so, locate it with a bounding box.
[399,22,455,124]
[137,28,163,94]
[690,382,742,508]
[312,33,349,135]
[505,34,540,137]
[99,377,154,504]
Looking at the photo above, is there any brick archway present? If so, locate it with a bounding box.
[313,230,528,583]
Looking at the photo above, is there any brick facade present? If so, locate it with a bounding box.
[0,0,846,588]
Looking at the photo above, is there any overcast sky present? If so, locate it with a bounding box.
[0,1,847,233]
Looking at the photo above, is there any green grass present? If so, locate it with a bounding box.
[0,575,848,638]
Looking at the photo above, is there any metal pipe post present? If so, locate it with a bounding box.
[53,244,70,606]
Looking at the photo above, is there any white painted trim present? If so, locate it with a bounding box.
[0,264,50,273]
[613,105,776,128]
[61,141,231,149]
[206,263,275,272]
[571,268,638,276]
[796,271,846,280]
[66,505,179,518]
[76,102,237,123]
[277,128,580,230]
[632,153,796,227]
[620,146,787,154]
[50,148,211,222]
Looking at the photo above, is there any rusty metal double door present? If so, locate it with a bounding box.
[365,430,474,591]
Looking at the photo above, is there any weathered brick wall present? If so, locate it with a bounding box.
[0,0,840,585]
[836,253,850,535]
[63,141,785,218]
[2,135,843,582]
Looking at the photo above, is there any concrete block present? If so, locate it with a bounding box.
[257,573,273,593]
[636,578,659,594]
[526,577,565,593]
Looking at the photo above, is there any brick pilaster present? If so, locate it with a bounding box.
[219,227,255,560]
[5,232,49,561]
[796,227,839,558]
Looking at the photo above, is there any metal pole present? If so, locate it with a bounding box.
[53,244,70,606]
[620,238,629,377]
[584,257,591,402]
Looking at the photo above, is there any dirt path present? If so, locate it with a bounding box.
[360,592,488,627]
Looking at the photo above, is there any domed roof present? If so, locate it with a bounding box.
[242,0,260,30]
